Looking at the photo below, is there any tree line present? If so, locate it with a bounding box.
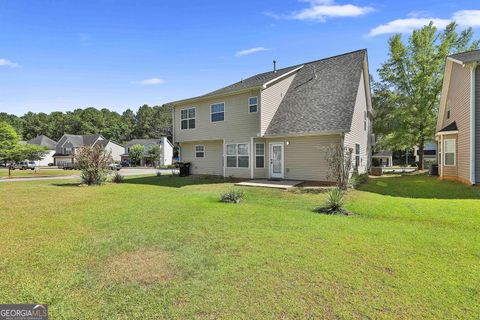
[0,104,172,143]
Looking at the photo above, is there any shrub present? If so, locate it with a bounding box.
[75,145,112,186]
[349,171,369,189]
[315,188,351,215]
[112,172,124,183]
[220,189,244,203]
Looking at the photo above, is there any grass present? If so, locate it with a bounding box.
[0,174,478,319]
[0,168,80,178]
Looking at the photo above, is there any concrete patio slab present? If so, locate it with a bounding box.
[235,179,304,189]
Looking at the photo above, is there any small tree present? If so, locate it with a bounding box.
[146,144,161,167]
[324,145,353,190]
[0,122,46,176]
[128,144,144,167]
[75,145,112,185]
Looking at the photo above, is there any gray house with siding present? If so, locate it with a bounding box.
[436,49,480,185]
[168,49,373,182]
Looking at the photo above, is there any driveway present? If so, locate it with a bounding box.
[0,168,176,183]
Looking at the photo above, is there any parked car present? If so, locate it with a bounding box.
[11,161,37,170]
[58,162,78,170]
[120,160,131,167]
[109,163,121,171]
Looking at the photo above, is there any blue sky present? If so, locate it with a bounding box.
[1,0,479,115]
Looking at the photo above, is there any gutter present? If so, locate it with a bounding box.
[471,62,477,184]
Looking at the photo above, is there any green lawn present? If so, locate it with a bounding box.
[0,168,79,178]
[0,174,478,319]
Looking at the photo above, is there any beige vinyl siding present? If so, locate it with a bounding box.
[344,71,369,174]
[476,67,480,182]
[260,73,297,136]
[442,62,471,182]
[263,135,341,181]
[179,141,223,176]
[174,90,260,143]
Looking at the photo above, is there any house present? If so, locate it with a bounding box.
[27,135,57,166]
[372,151,393,167]
[414,140,437,167]
[167,49,373,182]
[120,138,173,166]
[53,134,124,166]
[435,49,480,185]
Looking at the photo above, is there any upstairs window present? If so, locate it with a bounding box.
[446,101,451,119]
[255,143,265,168]
[211,103,225,122]
[364,111,367,131]
[249,97,258,113]
[195,145,205,158]
[181,108,196,130]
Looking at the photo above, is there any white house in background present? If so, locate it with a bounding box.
[53,134,124,165]
[121,137,173,166]
[27,135,57,166]
[414,140,437,166]
[372,151,393,167]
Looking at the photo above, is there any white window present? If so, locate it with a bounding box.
[255,143,265,168]
[195,145,205,158]
[364,111,367,131]
[181,108,196,130]
[226,143,249,168]
[355,144,360,169]
[444,139,455,166]
[211,103,225,122]
[64,147,72,154]
[248,97,258,113]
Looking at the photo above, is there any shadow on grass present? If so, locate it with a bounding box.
[123,175,234,188]
[358,174,480,199]
[50,182,83,187]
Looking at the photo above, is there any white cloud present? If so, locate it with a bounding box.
[0,58,20,68]
[368,9,480,37]
[268,0,373,22]
[235,47,270,57]
[136,78,165,85]
[453,10,480,27]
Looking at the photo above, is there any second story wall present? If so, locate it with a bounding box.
[260,72,296,136]
[441,61,471,182]
[174,90,261,142]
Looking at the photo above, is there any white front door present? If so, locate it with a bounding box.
[269,142,284,179]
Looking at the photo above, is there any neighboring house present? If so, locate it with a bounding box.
[167,49,373,182]
[414,140,437,167]
[372,151,393,167]
[435,49,480,185]
[27,135,57,166]
[53,134,124,165]
[121,138,173,166]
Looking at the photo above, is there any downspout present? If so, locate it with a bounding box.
[471,62,477,185]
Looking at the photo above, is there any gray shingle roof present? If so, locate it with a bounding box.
[265,49,366,136]
[372,151,393,157]
[439,121,458,132]
[27,135,57,149]
[449,49,480,63]
[63,134,105,147]
[125,139,162,148]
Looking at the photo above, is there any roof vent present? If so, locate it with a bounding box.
[273,60,277,73]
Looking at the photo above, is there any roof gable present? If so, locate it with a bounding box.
[265,49,367,136]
